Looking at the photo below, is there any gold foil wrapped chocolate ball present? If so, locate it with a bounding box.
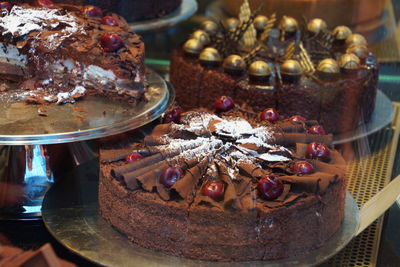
[249,61,272,77]
[345,33,367,46]
[346,44,369,59]
[307,18,327,35]
[281,59,303,75]
[199,47,222,67]
[201,20,218,36]
[332,26,352,41]
[254,15,268,31]
[183,39,203,56]
[338,53,360,70]
[317,58,340,74]
[190,30,210,46]
[223,55,245,75]
[224,17,239,31]
[278,16,298,33]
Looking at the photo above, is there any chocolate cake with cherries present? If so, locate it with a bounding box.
[169,3,379,134]
[99,99,347,261]
[53,0,182,22]
[0,1,145,104]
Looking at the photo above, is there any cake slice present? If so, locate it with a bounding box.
[0,1,145,104]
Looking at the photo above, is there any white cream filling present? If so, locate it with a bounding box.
[0,43,27,67]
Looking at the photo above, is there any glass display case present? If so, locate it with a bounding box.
[0,0,399,266]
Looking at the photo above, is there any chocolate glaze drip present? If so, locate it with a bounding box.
[103,107,346,212]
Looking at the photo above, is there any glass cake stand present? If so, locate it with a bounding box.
[42,159,360,267]
[0,69,172,220]
[129,0,198,32]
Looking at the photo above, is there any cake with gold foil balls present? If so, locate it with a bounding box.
[0,1,145,104]
[169,3,379,134]
[99,99,347,261]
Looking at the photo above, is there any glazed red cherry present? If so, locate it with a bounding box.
[101,16,119,26]
[35,0,54,8]
[287,115,305,122]
[306,142,331,162]
[159,167,184,188]
[125,152,143,163]
[257,175,284,200]
[101,33,124,52]
[162,107,183,123]
[214,96,234,112]
[308,125,326,136]
[0,2,12,12]
[201,181,225,201]
[293,161,315,175]
[260,108,279,123]
[82,5,103,17]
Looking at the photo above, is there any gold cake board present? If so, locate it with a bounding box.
[324,102,400,266]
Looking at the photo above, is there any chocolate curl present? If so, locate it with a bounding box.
[101,146,151,163]
[295,143,308,158]
[172,157,209,200]
[273,133,333,146]
[279,172,336,194]
[329,150,347,166]
[136,163,169,192]
[216,162,241,209]
[143,136,168,146]
[313,159,346,176]
[151,124,172,138]
[156,185,171,201]
[112,153,164,178]
[122,160,167,190]
[275,120,318,133]
[237,161,265,178]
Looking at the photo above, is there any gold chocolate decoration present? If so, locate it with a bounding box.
[298,42,315,74]
[332,26,352,41]
[281,59,303,76]
[278,16,298,33]
[249,61,272,77]
[317,58,340,74]
[224,17,239,31]
[190,30,210,46]
[260,13,276,41]
[345,33,367,46]
[338,53,360,70]
[254,15,268,31]
[307,18,327,35]
[201,20,219,36]
[346,44,369,59]
[223,55,246,74]
[199,47,222,66]
[183,39,203,55]
[238,0,257,49]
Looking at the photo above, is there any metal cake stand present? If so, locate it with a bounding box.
[129,0,198,32]
[0,70,172,220]
[42,159,359,267]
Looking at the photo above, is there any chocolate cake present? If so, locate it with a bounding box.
[169,3,379,134]
[0,1,145,104]
[52,0,182,22]
[99,100,347,261]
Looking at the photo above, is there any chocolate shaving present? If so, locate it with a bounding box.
[112,153,164,178]
[274,133,333,146]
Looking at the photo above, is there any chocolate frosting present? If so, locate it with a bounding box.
[104,108,346,212]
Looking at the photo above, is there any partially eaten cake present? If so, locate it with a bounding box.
[0,1,145,104]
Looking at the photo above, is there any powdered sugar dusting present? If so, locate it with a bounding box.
[157,112,294,180]
[0,5,82,48]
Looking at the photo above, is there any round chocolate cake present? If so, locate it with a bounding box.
[0,1,145,104]
[99,100,347,261]
[169,6,379,134]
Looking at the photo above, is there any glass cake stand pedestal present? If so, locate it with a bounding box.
[0,70,172,220]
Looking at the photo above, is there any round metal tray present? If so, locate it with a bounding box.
[0,70,172,145]
[130,0,198,32]
[42,160,359,267]
[333,90,394,144]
